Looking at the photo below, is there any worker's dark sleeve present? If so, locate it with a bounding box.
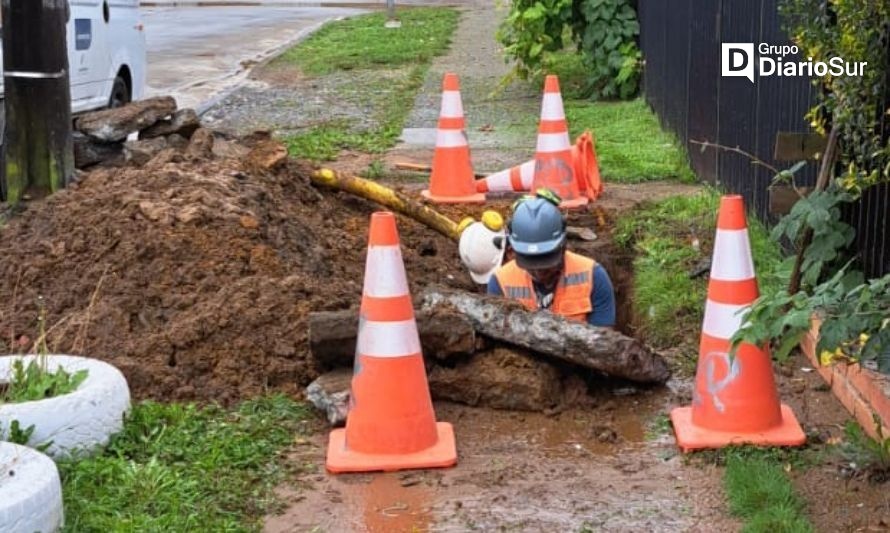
[487,276,504,296]
[588,264,616,327]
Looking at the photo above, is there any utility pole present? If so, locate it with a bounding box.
[1,0,74,204]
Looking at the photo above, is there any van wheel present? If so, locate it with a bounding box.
[109,76,130,109]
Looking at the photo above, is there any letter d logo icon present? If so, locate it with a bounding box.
[722,43,755,83]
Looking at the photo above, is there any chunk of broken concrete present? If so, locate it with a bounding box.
[73,132,123,169]
[124,137,169,166]
[76,96,178,142]
[306,369,352,427]
[139,108,201,140]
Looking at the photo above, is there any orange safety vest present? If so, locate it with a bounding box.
[494,251,596,322]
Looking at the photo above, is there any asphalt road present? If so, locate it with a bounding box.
[141,6,365,110]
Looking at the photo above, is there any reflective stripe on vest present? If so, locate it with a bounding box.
[494,251,596,322]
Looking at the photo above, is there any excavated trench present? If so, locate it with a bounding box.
[266,196,711,533]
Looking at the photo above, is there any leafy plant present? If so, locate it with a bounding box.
[781,0,890,193]
[0,298,88,404]
[730,181,890,365]
[497,0,641,99]
[840,417,890,482]
[770,187,855,288]
[1,419,35,446]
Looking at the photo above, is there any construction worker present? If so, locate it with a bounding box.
[488,191,616,327]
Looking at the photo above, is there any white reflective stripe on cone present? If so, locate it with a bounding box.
[357,319,422,358]
[436,129,468,148]
[440,91,464,118]
[711,228,755,281]
[540,93,566,121]
[518,160,535,188]
[536,132,571,153]
[363,245,409,298]
[702,299,750,340]
[485,169,513,192]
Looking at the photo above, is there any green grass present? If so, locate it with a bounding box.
[565,98,695,183]
[277,8,458,162]
[58,395,310,532]
[724,453,813,532]
[275,8,459,75]
[616,189,784,349]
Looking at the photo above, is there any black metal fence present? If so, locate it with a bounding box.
[638,0,890,278]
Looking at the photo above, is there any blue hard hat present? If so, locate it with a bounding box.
[508,197,566,269]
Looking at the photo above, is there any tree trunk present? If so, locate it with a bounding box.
[421,286,672,384]
[1,0,74,204]
[309,308,478,368]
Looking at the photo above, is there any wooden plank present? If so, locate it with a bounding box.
[774,132,827,161]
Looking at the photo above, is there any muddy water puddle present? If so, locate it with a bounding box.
[265,389,736,532]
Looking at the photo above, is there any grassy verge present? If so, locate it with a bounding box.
[722,449,813,532]
[566,99,695,183]
[58,395,310,531]
[275,8,459,162]
[615,189,784,350]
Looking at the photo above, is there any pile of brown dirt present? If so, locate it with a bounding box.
[0,146,473,404]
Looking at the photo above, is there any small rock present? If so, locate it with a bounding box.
[124,137,169,166]
[186,128,215,159]
[244,139,288,172]
[239,215,260,229]
[212,138,251,160]
[306,369,352,427]
[567,226,597,241]
[166,134,189,150]
[139,108,201,140]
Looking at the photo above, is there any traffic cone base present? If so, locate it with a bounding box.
[326,211,457,474]
[326,422,457,473]
[421,189,485,204]
[670,404,805,452]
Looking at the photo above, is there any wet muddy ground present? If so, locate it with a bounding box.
[267,393,738,532]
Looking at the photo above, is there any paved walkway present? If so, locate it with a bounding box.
[390,1,541,173]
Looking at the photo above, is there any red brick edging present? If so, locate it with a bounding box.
[800,317,890,440]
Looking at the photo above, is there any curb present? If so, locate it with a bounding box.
[194,17,334,115]
[801,317,890,440]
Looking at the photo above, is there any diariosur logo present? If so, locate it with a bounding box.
[722,43,867,83]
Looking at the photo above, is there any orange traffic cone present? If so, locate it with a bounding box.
[575,131,603,201]
[326,212,458,473]
[475,132,603,201]
[422,73,485,204]
[670,196,805,452]
[475,160,536,194]
[531,75,587,208]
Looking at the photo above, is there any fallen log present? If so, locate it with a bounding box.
[309,307,478,368]
[421,286,671,384]
[310,168,461,240]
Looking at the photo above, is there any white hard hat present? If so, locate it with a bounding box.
[459,221,507,285]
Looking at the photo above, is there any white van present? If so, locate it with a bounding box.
[0,0,146,113]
